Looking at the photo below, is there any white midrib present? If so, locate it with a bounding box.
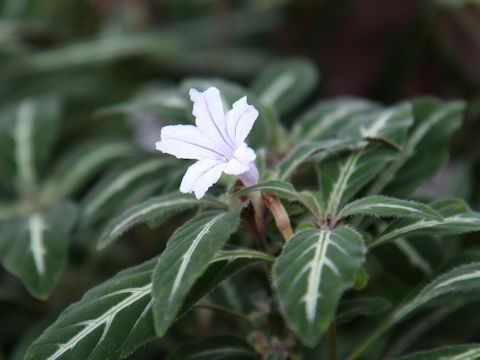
[169,214,223,302]
[29,215,46,275]
[60,143,131,192]
[342,203,426,217]
[15,100,36,187]
[259,73,295,106]
[370,214,479,248]
[46,283,152,360]
[304,231,330,322]
[433,270,480,290]
[84,159,163,217]
[306,104,367,142]
[110,199,196,236]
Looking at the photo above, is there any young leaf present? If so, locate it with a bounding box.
[370,199,480,248]
[153,208,243,336]
[0,202,76,299]
[393,344,480,360]
[43,140,136,199]
[252,59,319,114]
[98,192,225,249]
[80,157,174,224]
[338,196,442,221]
[273,226,365,347]
[368,98,465,197]
[297,98,378,142]
[166,335,257,360]
[321,104,413,219]
[24,249,270,360]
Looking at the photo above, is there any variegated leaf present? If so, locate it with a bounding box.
[273,226,365,347]
[370,198,480,248]
[25,248,271,360]
[80,157,174,225]
[368,98,465,197]
[321,104,413,219]
[338,196,442,221]
[0,202,76,299]
[252,59,318,114]
[153,208,243,336]
[98,192,225,249]
[297,97,378,142]
[394,344,480,360]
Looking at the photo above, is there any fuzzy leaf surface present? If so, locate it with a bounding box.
[274,226,365,347]
[25,249,269,360]
[153,208,242,336]
[394,344,480,360]
[98,192,224,249]
[338,196,442,220]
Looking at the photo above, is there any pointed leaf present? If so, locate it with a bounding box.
[80,157,174,225]
[371,199,480,248]
[153,208,243,336]
[98,192,225,249]
[394,344,480,360]
[0,95,60,188]
[321,104,413,218]
[297,98,378,142]
[25,249,269,360]
[273,226,365,347]
[233,180,300,201]
[368,98,465,197]
[0,202,76,299]
[44,140,136,199]
[278,138,359,180]
[338,196,442,220]
[252,59,319,114]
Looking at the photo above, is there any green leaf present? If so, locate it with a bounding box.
[166,335,257,360]
[278,139,359,180]
[153,208,243,336]
[338,196,442,221]
[347,263,480,360]
[273,226,365,347]
[43,140,136,199]
[0,95,60,188]
[233,180,300,201]
[80,157,174,225]
[321,104,413,219]
[252,59,319,114]
[25,257,157,360]
[297,98,378,142]
[393,344,480,360]
[368,98,465,197]
[0,202,76,299]
[95,88,189,123]
[336,297,392,325]
[25,249,269,360]
[370,199,480,248]
[98,192,225,250]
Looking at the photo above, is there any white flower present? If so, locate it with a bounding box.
[156,86,259,199]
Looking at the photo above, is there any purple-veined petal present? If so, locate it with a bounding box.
[189,87,234,153]
[238,162,259,186]
[225,96,258,145]
[156,124,225,160]
[180,159,226,199]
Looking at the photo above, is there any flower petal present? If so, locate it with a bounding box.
[234,142,256,163]
[180,159,226,199]
[189,87,234,152]
[156,124,224,160]
[224,158,249,175]
[225,96,258,145]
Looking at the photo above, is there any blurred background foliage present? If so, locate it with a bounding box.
[1,0,480,359]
